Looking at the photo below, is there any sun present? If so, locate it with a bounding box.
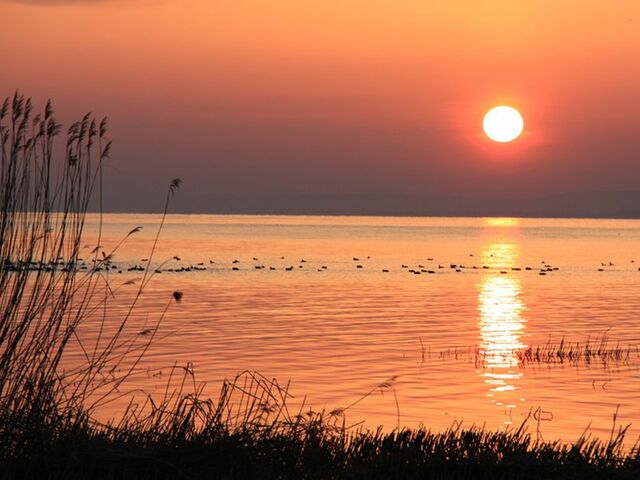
[483,106,524,143]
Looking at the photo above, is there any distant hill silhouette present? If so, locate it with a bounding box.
[105,190,640,219]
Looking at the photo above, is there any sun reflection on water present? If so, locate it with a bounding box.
[483,217,519,228]
[478,242,527,423]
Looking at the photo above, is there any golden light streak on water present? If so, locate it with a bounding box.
[478,242,526,424]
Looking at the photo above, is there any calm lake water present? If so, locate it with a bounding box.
[78,214,640,443]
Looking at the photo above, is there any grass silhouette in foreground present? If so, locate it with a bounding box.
[4,371,640,479]
[1,94,640,479]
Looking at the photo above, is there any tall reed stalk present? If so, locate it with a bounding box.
[0,92,179,456]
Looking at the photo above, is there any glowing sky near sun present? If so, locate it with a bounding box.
[1,1,639,215]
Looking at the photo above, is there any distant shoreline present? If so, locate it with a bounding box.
[85,210,640,221]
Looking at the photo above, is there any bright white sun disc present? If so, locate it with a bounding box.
[483,106,523,143]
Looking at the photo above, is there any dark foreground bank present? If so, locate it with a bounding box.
[2,409,639,480]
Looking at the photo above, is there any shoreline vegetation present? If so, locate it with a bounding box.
[2,94,640,479]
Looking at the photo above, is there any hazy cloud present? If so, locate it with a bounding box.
[3,0,159,6]
[4,0,109,4]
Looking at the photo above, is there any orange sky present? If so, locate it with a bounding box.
[2,0,640,215]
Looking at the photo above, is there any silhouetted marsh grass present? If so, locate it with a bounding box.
[2,94,640,478]
[0,92,182,461]
[516,335,637,368]
[4,371,640,479]
[431,334,639,370]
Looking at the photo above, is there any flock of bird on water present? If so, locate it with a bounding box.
[4,255,639,276]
